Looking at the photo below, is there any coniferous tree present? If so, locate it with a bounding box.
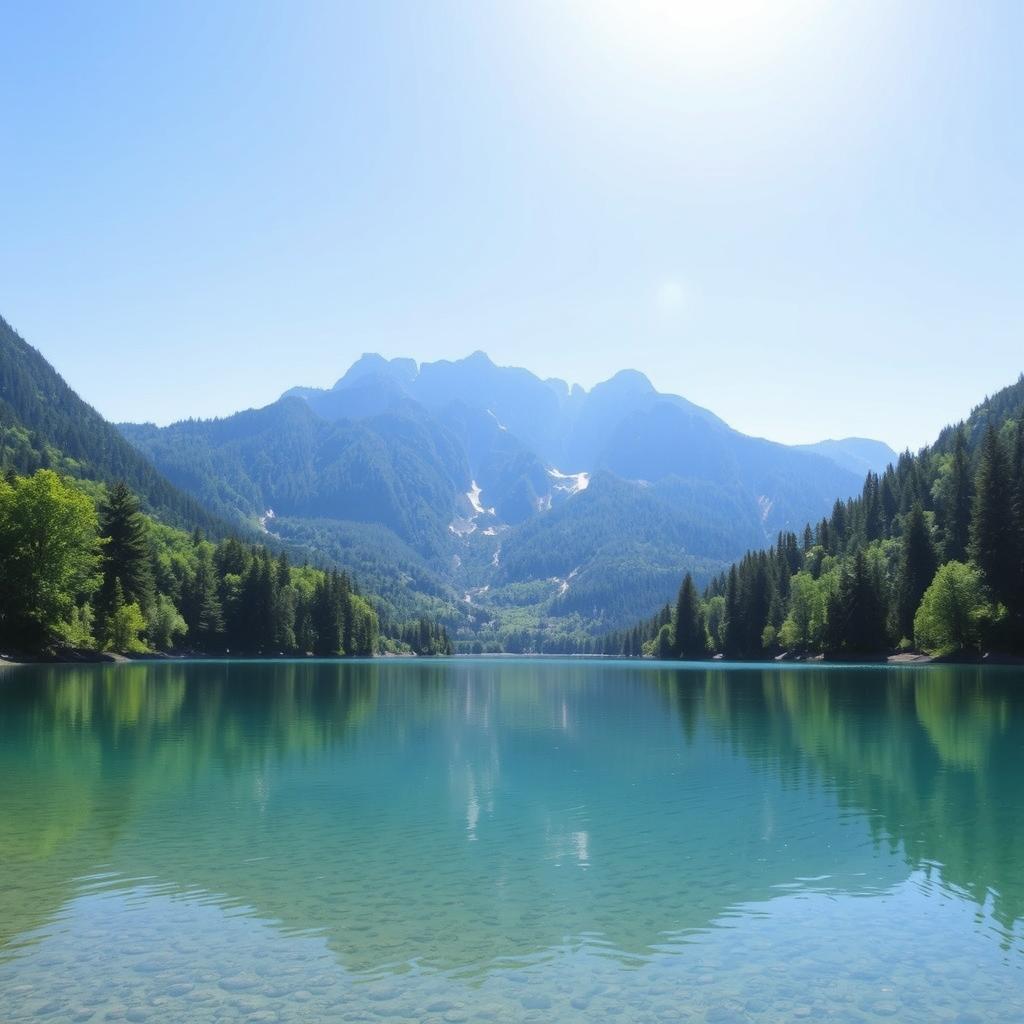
[722,566,741,657]
[239,552,275,651]
[97,480,155,623]
[817,519,830,554]
[836,551,888,654]
[1013,417,1024,616]
[215,536,249,577]
[940,426,972,563]
[295,599,315,654]
[896,502,937,642]
[829,500,846,554]
[970,425,1018,607]
[733,552,771,656]
[862,474,883,542]
[273,552,297,651]
[312,573,342,656]
[1013,416,1024,496]
[879,470,898,535]
[672,573,705,659]
[339,572,354,656]
[182,547,224,648]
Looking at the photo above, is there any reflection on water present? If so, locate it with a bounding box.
[0,659,1022,1023]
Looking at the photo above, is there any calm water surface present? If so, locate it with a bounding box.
[1,659,1022,1023]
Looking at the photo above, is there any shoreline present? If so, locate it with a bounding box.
[3,650,1022,669]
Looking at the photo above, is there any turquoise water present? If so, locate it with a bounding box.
[1,659,1022,1023]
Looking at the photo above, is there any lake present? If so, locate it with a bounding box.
[1,659,1022,1023]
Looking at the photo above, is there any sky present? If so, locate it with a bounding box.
[1,1,1021,451]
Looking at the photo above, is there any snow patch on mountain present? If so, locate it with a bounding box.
[452,480,497,536]
[258,508,280,538]
[548,467,590,496]
[466,480,495,516]
[551,566,581,597]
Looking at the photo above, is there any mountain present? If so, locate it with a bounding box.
[121,351,894,644]
[0,316,222,533]
[795,438,898,477]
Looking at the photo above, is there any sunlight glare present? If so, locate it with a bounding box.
[577,0,824,72]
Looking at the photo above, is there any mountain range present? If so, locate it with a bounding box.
[115,348,896,644]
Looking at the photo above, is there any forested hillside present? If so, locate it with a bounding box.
[0,317,222,533]
[614,376,1024,660]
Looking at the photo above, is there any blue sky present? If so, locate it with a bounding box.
[1,1,1021,450]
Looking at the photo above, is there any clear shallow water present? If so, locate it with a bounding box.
[1,660,1022,1024]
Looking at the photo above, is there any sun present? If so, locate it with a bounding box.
[576,0,823,72]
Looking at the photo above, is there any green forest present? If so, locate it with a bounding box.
[0,470,452,659]
[608,380,1024,660]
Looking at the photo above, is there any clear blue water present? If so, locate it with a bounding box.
[1,659,1022,1023]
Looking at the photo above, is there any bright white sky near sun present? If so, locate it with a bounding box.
[1,1,1021,450]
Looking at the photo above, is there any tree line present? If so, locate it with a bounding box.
[0,470,448,658]
[608,386,1024,660]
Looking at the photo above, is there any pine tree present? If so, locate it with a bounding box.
[862,474,883,542]
[970,425,1017,607]
[182,548,224,648]
[817,518,830,553]
[879,470,898,536]
[98,481,155,622]
[672,573,705,659]
[896,502,937,642]
[339,572,354,656]
[239,553,276,652]
[941,426,972,563]
[312,573,342,656]
[295,599,316,654]
[826,551,888,655]
[214,536,249,576]
[1013,417,1024,618]
[722,566,741,657]
[830,500,847,553]
[273,552,297,651]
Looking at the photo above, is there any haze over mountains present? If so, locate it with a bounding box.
[119,350,895,642]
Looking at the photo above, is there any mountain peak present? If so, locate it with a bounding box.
[595,368,655,397]
[335,354,418,389]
